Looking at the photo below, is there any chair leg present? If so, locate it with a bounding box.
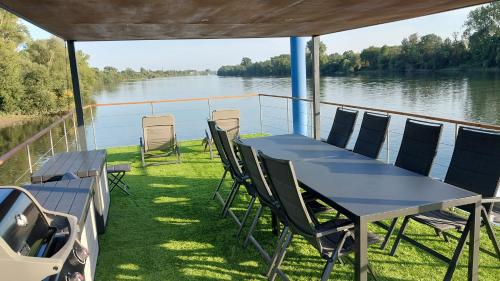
[237,195,257,238]
[244,205,263,247]
[212,167,228,200]
[141,147,145,167]
[443,219,471,281]
[222,182,240,218]
[320,260,334,281]
[481,209,500,260]
[209,141,213,160]
[269,231,293,281]
[380,218,398,250]
[390,216,410,256]
[266,226,289,277]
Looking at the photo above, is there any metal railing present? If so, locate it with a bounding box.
[1,92,499,185]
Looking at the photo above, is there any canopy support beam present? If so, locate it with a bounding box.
[67,40,87,150]
[290,36,308,136]
[312,35,321,140]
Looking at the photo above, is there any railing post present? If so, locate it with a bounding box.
[207,99,212,118]
[26,145,32,174]
[49,129,55,156]
[258,95,263,134]
[90,106,97,149]
[286,98,290,133]
[72,113,79,150]
[454,123,458,140]
[150,103,154,115]
[63,119,69,152]
[386,112,390,163]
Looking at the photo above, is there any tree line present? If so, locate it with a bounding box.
[0,10,211,116]
[217,2,500,77]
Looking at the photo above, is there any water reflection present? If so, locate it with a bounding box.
[1,73,498,183]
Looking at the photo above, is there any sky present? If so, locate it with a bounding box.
[23,5,480,71]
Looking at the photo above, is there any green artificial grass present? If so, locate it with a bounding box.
[97,139,500,280]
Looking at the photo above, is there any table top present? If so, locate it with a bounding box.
[23,178,94,228]
[242,134,480,222]
[31,150,107,183]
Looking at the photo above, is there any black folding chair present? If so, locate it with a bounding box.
[216,126,257,238]
[259,151,381,281]
[390,126,500,280]
[208,120,234,203]
[353,111,391,159]
[236,140,332,277]
[325,108,358,148]
[379,119,443,249]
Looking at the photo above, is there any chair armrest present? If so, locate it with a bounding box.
[482,197,500,203]
[431,177,444,182]
[315,220,354,238]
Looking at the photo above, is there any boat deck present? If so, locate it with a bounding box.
[98,139,500,280]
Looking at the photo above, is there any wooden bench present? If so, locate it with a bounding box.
[23,178,98,281]
[31,150,110,234]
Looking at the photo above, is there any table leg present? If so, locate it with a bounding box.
[468,201,480,281]
[355,218,368,281]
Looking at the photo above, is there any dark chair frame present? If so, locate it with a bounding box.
[216,126,257,237]
[352,111,391,159]
[379,118,443,250]
[236,140,333,278]
[259,151,380,281]
[207,120,234,203]
[325,107,359,148]
[389,126,500,280]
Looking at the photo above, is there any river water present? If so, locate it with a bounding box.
[1,72,499,183]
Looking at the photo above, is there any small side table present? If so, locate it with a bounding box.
[107,164,131,195]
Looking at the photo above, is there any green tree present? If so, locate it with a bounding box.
[464,2,500,67]
[360,46,381,69]
[0,10,28,46]
[0,38,24,114]
[240,57,252,67]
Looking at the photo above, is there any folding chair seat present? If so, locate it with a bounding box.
[140,114,181,166]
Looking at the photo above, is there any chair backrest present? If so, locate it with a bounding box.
[259,152,315,238]
[207,120,230,166]
[216,126,244,178]
[213,109,240,141]
[142,114,176,152]
[395,119,443,176]
[445,126,500,214]
[326,108,358,148]
[353,112,391,159]
[236,140,275,205]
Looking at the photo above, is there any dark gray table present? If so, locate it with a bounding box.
[31,150,110,234]
[242,134,481,281]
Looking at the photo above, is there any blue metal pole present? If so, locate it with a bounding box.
[290,37,308,136]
